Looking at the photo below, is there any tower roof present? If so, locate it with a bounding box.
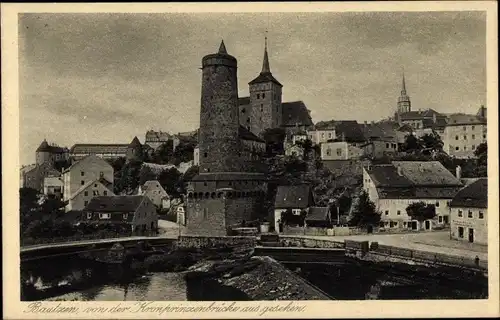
[401,70,407,95]
[129,136,142,147]
[218,40,227,54]
[202,40,237,67]
[36,139,50,152]
[249,36,282,86]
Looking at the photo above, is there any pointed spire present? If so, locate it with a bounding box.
[261,34,271,74]
[401,67,407,95]
[218,40,227,54]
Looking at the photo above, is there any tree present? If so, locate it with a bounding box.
[401,134,422,152]
[406,202,436,229]
[158,167,182,197]
[475,142,487,167]
[171,140,196,165]
[262,127,286,155]
[20,187,42,230]
[151,141,174,164]
[138,165,157,186]
[348,191,381,230]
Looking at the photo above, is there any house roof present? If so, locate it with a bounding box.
[400,108,442,120]
[367,165,414,188]
[239,126,265,143]
[306,207,330,222]
[85,195,148,213]
[70,144,129,155]
[281,101,314,127]
[274,184,313,209]
[334,121,366,142]
[446,113,487,126]
[391,161,462,187]
[450,178,488,208]
[62,154,113,173]
[363,121,399,140]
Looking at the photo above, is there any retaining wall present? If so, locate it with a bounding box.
[176,235,256,249]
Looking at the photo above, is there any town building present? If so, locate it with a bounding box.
[305,207,332,228]
[307,123,336,144]
[363,161,463,231]
[69,136,143,162]
[184,41,268,236]
[35,139,70,166]
[145,130,173,150]
[361,139,398,159]
[308,121,365,146]
[83,195,158,235]
[237,38,314,137]
[172,130,198,152]
[62,155,114,211]
[43,176,64,199]
[284,143,305,159]
[321,141,364,160]
[273,184,314,233]
[442,111,487,159]
[449,178,487,245]
[22,162,61,192]
[137,180,169,209]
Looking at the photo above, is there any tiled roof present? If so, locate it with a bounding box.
[400,108,442,120]
[129,136,142,147]
[282,101,314,127]
[334,121,366,142]
[363,121,399,140]
[85,195,147,213]
[306,207,330,221]
[391,161,462,187]
[450,178,488,208]
[367,165,414,188]
[249,72,282,86]
[70,144,129,154]
[446,113,486,126]
[62,154,112,173]
[238,97,251,106]
[275,184,313,209]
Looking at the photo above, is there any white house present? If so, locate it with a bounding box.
[363,161,463,231]
[442,112,487,159]
[449,178,487,245]
[321,141,364,160]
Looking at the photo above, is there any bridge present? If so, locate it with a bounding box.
[21,236,177,262]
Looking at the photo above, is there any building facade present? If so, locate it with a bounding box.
[138,180,169,208]
[22,162,61,192]
[145,130,173,150]
[184,41,267,236]
[321,141,364,160]
[450,178,487,245]
[69,137,143,162]
[442,113,487,159]
[84,195,158,235]
[363,161,463,231]
[62,155,114,211]
[43,176,64,199]
[67,179,115,211]
[35,139,70,166]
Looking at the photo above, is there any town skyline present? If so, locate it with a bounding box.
[19,11,486,165]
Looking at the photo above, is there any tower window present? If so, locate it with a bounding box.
[241,108,246,114]
[203,152,208,158]
[246,117,250,123]
[257,94,260,99]
[261,104,263,112]
[262,93,265,98]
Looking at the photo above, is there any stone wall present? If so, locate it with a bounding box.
[279,236,344,249]
[177,235,256,249]
[185,198,226,236]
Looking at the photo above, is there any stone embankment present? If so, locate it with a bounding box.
[185,256,331,300]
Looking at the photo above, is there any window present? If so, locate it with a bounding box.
[386,143,389,148]
[93,190,99,196]
[326,148,331,156]
[81,180,85,185]
[257,94,260,99]
[84,191,88,196]
[103,191,108,196]
[246,117,250,123]
[99,213,111,219]
[472,126,475,130]
[99,171,104,177]
[455,147,459,151]
[479,211,484,219]
[458,210,463,217]
[385,210,389,215]
[435,201,439,207]
[472,145,475,150]
[463,135,467,140]
[84,200,89,206]
[204,152,208,158]
[241,108,246,114]
[483,134,486,139]
[458,227,464,238]
[468,210,473,218]
[336,148,342,156]
[397,210,401,215]
[203,208,208,219]
[321,133,325,138]
[262,93,265,98]
[123,213,128,220]
[260,104,263,112]
[438,216,443,223]
[472,134,475,139]
[464,146,467,151]
[276,106,279,112]
[463,126,466,131]
[455,136,459,140]
[94,184,97,187]
[81,171,85,176]
[87,213,92,219]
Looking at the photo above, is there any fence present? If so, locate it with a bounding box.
[369,242,488,270]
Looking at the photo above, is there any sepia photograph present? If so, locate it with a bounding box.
[2,1,499,319]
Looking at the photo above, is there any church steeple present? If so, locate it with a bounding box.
[261,36,270,74]
[397,68,411,115]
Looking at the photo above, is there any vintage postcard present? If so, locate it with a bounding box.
[2,1,499,319]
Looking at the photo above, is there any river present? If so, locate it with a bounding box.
[21,254,488,301]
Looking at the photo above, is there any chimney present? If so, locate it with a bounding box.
[397,166,403,176]
[456,165,462,180]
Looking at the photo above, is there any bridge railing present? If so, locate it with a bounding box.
[20,231,158,247]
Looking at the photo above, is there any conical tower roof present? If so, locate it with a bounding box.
[36,139,51,152]
[129,136,142,147]
[218,40,227,54]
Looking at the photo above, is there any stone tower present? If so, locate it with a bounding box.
[184,41,267,236]
[199,40,241,173]
[248,36,283,136]
[36,139,52,165]
[397,71,411,114]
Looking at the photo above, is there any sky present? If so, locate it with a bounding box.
[19,11,486,165]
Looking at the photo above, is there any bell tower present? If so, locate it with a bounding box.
[397,69,411,114]
[248,35,283,136]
